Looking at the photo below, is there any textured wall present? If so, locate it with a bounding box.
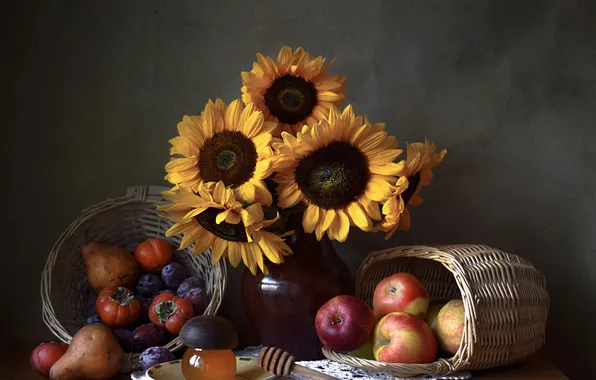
[4,1,595,378]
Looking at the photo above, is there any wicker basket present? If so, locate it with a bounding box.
[41,186,227,371]
[322,244,549,377]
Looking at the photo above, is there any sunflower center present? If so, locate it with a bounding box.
[217,149,236,170]
[264,75,317,124]
[198,131,257,187]
[294,141,370,210]
[401,172,421,205]
[195,208,248,242]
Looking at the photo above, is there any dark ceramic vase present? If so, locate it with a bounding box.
[241,213,354,360]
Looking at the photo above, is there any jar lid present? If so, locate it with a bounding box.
[179,315,239,349]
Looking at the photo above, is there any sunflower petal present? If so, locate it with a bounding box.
[319,91,344,102]
[165,157,197,171]
[303,204,320,233]
[277,46,293,72]
[327,105,341,129]
[277,183,303,208]
[178,116,205,146]
[211,239,227,265]
[358,131,388,153]
[183,205,209,220]
[225,211,242,225]
[370,161,405,176]
[192,232,215,256]
[243,111,265,139]
[317,77,345,91]
[169,136,198,157]
[368,149,403,165]
[241,203,264,227]
[252,132,272,153]
[360,196,382,221]
[179,225,205,249]
[347,202,372,231]
[254,159,273,179]
[247,243,267,274]
[382,196,399,218]
[225,99,244,130]
[315,220,325,241]
[312,105,328,121]
[365,177,394,202]
[335,210,350,242]
[212,181,227,204]
[226,241,242,268]
[202,103,219,136]
[249,178,273,207]
[166,221,195,237]
[216,210,229,225]
[350,124,371,146]
[236,182,256,203]
[239,244,257,275]
[257,232,283,264]
[322,209,336,232]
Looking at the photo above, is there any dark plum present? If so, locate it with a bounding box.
[113,328,134,352]
[139,347,175,371]
[132,323,166,353]
[137,274,164,296]
[86,293,98,317]
[176,276,206,298]
[161,262,188,289]
[184,288,209,315]
[85,315,105,326]
[138,295,153,322]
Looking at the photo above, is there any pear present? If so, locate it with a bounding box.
[83,242,139,293]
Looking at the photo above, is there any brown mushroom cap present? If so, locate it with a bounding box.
[179,315,239,349]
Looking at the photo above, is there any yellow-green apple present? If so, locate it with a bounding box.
[372,272,429,320]
[373,312,437,365]
[425,301,446,332]
[435,299,465,354]
[348,339,375,360]
[315,295,375,352]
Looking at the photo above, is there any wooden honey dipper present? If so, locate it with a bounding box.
[257,346,339,380]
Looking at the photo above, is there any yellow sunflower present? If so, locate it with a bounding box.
[377,139,447,239]
[241,46,346,135]
[165,98,277,205]
[273,105,404,242]
[158,181,292,275]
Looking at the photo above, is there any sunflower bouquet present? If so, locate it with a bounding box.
[158,46,446,276]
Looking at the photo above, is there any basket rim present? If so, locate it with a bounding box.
[40,185,227,370]
[324,244,479,375]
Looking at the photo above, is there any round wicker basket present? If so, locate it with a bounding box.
[41,186,227,371]
[322,244,549,377]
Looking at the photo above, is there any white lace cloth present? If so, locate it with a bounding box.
[131,347,472,380]
[235,346,472,380]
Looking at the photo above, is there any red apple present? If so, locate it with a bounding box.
[315,295,375,352]
[372,272,429,320]
[373,312,437,366]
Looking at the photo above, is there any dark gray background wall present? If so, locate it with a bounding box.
[3,1,595,378]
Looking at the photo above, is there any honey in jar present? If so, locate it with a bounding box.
[181,348,236,380]
[178,315,239,380]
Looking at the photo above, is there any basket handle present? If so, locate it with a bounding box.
[80,185,171,215]
[125,185,172,204]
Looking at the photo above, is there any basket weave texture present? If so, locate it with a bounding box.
[322,244,549,376]
[41,186,227,371]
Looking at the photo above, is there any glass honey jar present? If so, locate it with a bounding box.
[178,315,239,380]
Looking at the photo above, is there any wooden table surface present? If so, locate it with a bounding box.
[2,343,568,380]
